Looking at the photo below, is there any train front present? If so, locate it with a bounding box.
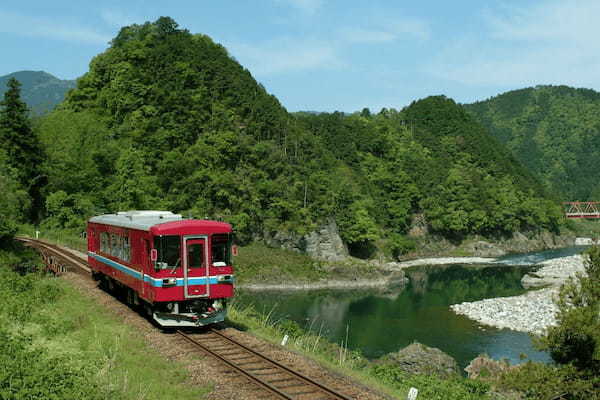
[148,220,235,327]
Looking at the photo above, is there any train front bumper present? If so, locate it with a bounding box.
[153,309,227,327]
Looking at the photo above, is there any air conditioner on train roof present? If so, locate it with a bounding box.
[116,210,183,219]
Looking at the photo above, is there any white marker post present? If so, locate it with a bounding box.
[407,387,418,400]
[281,334,289,346]
[35,230,40,239]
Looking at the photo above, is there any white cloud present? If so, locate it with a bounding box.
[0,10,110,45]
[340,17,430,44]
[487,1,600,43]
[340,27,396,44]
[228,38,343,76]
[275,0,323,15]
[100,9,141,29]
[430,0,600,88]
[387,18,430,41]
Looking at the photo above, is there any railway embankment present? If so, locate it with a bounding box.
[450,254,586,334]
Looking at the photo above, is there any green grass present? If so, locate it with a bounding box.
[565,219,600,238]
[234,242,327,283]
[37,282,211,399]
[18,225,87,253]
[234,242,384,285]
[0,246,211,400]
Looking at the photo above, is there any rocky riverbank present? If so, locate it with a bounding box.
[406,231,576,259]
[238,271,407,291]
[451,254,586,334]
[392,257,497,269]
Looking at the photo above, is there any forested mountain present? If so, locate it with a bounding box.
[0,71,75,115]
[296,98,560,243]
[27,17,562,257]
[465,85,600,201]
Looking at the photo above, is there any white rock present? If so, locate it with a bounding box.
[450,254,586,334]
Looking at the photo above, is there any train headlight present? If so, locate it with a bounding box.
[217,274,234,284]
[166,302,175,311]
[212,299,224,311]
[162,277,177,287]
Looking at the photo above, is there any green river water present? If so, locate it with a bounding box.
[236,246,587,369]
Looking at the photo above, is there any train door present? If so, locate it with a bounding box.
[183,237,210,298]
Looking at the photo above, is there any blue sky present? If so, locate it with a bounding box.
[1,0,598,112]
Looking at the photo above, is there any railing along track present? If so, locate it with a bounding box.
[15,237,355,399]
[16,237,90,275]
[177,329,353,400]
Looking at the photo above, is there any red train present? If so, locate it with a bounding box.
[87,211,235,327]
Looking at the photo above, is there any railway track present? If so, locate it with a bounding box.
[16,236,90,275]
[16,237,357,400]
[177,329,353,400]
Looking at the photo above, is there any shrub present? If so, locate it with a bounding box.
[540,246,600,374]
[369,363,490,400]
[388,233,416,258]
[0,329,109,400]
[499,362,599,400]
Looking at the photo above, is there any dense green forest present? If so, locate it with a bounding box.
[465,85,600,201]
[1,17,563,258]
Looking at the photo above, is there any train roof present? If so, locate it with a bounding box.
[88,211,232,234]
[89,211,183,231]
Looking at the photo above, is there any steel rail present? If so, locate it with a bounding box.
[209,328,353,400]
[176,330,294,400]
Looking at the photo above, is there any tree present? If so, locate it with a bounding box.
[0,78,43,220]
[107,148,158,211]
[43,190,94,229]
[540,246,600,374]
[0,150,30,243]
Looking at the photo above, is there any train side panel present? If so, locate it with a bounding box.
[87,222,145,296]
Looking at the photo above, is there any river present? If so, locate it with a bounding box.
[235,246,587,369]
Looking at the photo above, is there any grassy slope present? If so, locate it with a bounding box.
[0,246,210,400]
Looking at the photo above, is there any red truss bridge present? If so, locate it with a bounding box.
[564,202,600,219]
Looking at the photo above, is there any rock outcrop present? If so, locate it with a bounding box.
[465,355,513,380]
[304,220,349,261]
[263,219,348,261]
[407,230,575,259]
[407,214,428,237]
[464,240,506,257]
[377,342,460,378]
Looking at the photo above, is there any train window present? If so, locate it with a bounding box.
[111,234,120,259]
[123,236,130,262]
[100,233,109,254]
[187,243,204,268]
[154,236,181,269]
[211,234,232,266]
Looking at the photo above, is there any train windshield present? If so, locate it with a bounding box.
[154,235,181,269]
[211,234,232,266]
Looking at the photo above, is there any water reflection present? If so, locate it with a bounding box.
[236,264,553,369]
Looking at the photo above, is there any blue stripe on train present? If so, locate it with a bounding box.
[88,252,221,288]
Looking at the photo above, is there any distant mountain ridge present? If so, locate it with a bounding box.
[0,71,76,115]
[465,85,600,201]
